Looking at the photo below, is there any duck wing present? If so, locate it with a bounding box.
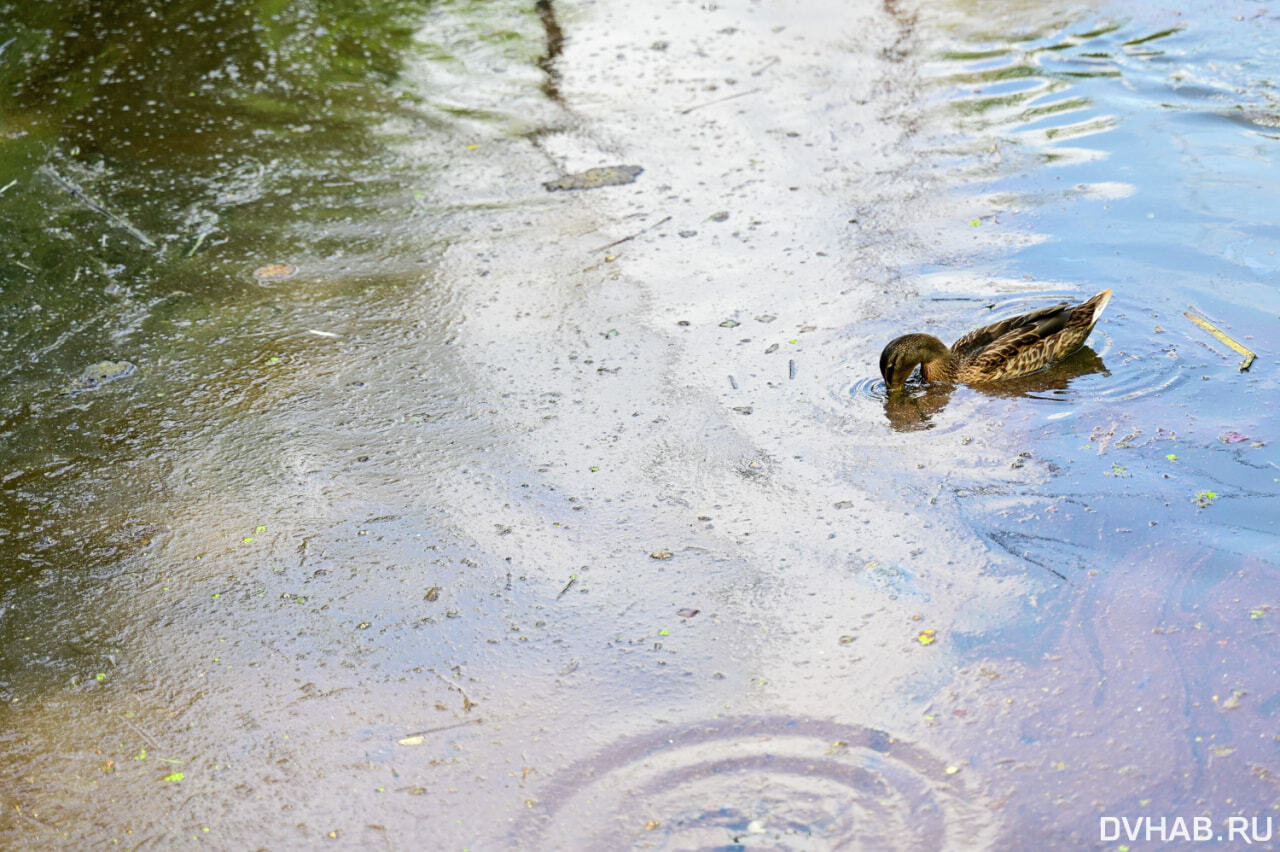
[950,302,1072,359]
[961,325,1065,380]
[957,293,1110,382]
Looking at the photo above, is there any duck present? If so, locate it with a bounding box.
[879,289,1112,390]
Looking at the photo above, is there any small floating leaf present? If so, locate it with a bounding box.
[58,360,137,396]
[163,772,185,782]
[543,165,643,192]
[253,263,297,282]
[916,629,937,645]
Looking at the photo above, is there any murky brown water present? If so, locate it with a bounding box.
[3,0,1279,848]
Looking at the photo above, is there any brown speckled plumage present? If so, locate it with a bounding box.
[879,289,1112,390]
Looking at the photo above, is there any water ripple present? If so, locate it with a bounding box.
[518,716,997,849]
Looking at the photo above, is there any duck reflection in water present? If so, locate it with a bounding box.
[882,346,1109,432]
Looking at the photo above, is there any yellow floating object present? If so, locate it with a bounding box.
[253,263,298,282]
[1184,310,1256,371]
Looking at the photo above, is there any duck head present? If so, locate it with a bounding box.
[879,334,953,391]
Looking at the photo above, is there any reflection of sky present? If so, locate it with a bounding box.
[895,17,1280,814]
[5,0,1280,847]
[942,9,1280,312]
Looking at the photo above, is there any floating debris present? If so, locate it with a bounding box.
[58,360,136,396]
[595,214,671,252]
[650,550,673,560]
[1221,689,1246,710]
[1184,309,1255,371]
[40,165,156,248]
[1219,431,1250,444]
[719,319,740,328]
[543,165,643,192]
[680,88,762,116]
[254,263,298,282]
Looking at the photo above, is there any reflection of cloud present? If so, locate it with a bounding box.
[1074,180,1135,200]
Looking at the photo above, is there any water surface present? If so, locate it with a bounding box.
[2,0,1278,848]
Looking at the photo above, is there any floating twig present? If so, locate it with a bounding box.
[788,359,796,380]
[751,57,780,77]
[1184,309,1255,371]
[397,717,484,743]
[119,714,163,751]
[679,87,762,115]
[429,667,477,711]
[40,165,157,248]
[556,576,577,599]
[183,230,211,258]
[594,214,672,253]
